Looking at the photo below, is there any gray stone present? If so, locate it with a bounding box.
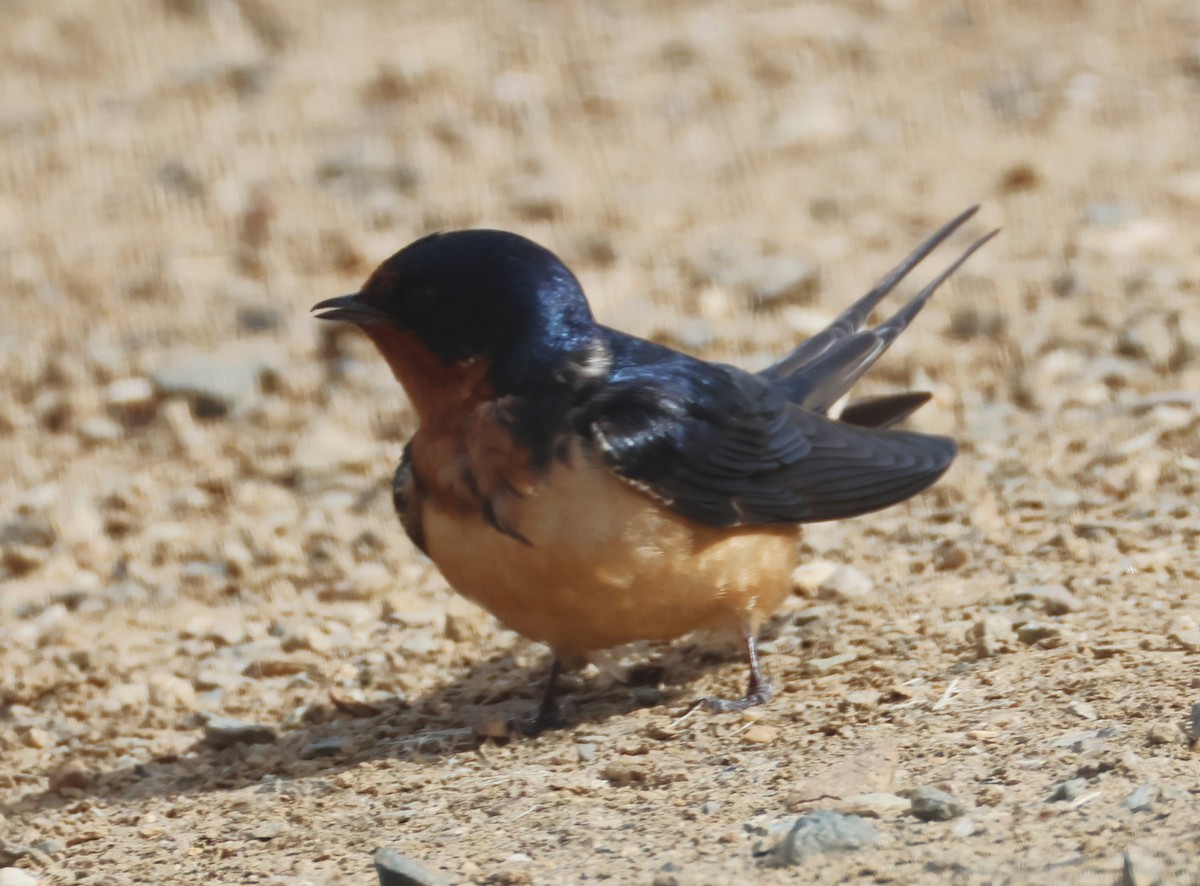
[745,255,819,308]
[236,304,285,333]
[1166,170,1200,207]
[657,317,717,352]
[202,716,277,749]
[1169,629,1200,651]
[152,351,278,418]
[692,243,819,310]
[1118,846,1165,886]
[1145,722,1179,747]
[510,175,561,222]
[104,376,157,424]
[1122,784,1158,813]
[770,100,853,153]
[1054,727,1122,754]
[294,420,377,486]
[316,140,419,198]
[1067,700,1099,721]
[1016,621,1063,646]
[762,810,880,867]
[1084,200,1137,227]
[0,515,55,548]
[373,847,451,886]
[910,785,967,821]
[1190,702,1200,741]
[300,737,345,759]
[969,615,1015,658]
[1013,583,1083,615]
[816,565,874,603]
[1049,778,1087,802]
[79,416,124,443]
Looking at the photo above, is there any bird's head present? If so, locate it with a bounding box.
[313,230,601,397]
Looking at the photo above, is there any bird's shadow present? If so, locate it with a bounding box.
[3,616,798,816]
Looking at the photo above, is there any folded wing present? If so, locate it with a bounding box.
[583,355,956,528]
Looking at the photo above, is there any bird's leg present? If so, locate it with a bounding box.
[513,658,568,735]
[700,635,774,713]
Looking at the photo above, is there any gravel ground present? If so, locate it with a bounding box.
[2,1,1200,884]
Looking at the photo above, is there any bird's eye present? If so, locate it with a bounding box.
[402,281,439,316]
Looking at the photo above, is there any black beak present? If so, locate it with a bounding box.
[311,293,389,325]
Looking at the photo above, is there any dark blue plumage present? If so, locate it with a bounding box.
[315,209,994,532]
[359,229,600,393]
[578,328,958,527]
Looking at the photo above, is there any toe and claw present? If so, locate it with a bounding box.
[696,635,773,713]
[512,634,771,734]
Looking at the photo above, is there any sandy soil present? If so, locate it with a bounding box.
[2,0,1200,883]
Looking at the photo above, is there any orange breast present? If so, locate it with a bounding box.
[420,440,800,658]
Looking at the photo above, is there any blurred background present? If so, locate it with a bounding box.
[2,0,1200,882]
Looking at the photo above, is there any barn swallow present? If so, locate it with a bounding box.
[313,206,996,730]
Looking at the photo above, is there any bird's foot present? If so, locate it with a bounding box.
[508,658,573,735]
[509,701,572,736]
[696,679,774,714]
[693,634,774,714]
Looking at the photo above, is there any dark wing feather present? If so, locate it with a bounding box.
[772,227,999,412]
[581,336,956,528]
[839,392,932,429]
[760,206,980,393]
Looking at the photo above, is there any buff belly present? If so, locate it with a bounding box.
[420,447,800,659]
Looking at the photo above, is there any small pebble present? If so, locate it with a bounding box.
[843,689,880,708]
[148,673,196,709]
[1169,629,1200,652]
[1119,846,1166,886]
[300,737,345,759]
[1189,702,1200,741]
[909,785,966,821]
[742,725,779,744]
[807,652,858,674]
[745,255,820,308]
[791,560,839,596]
[202,715,278,749]
[771,100,853,153]
[104,377,157,424]
[373,847,450,886]
[78,416,124,443]
[816,565,874,603]
[1016,621,1063,646]
[1013,583,1083,615]
[1049,778,1087,802]
[1067,700,1099,721]
[1122,784,1158,813]
[48,760,91,792]
[931,539,969,571]
[969,616,1014,658]
[152,351,277,418]
[1145,722,1179,747]
[0,868,39,886]
[835,792,910,818]
[950,816,976,838]
[762,810,880,867]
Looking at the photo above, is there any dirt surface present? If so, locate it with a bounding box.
[3,1,1200,883]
